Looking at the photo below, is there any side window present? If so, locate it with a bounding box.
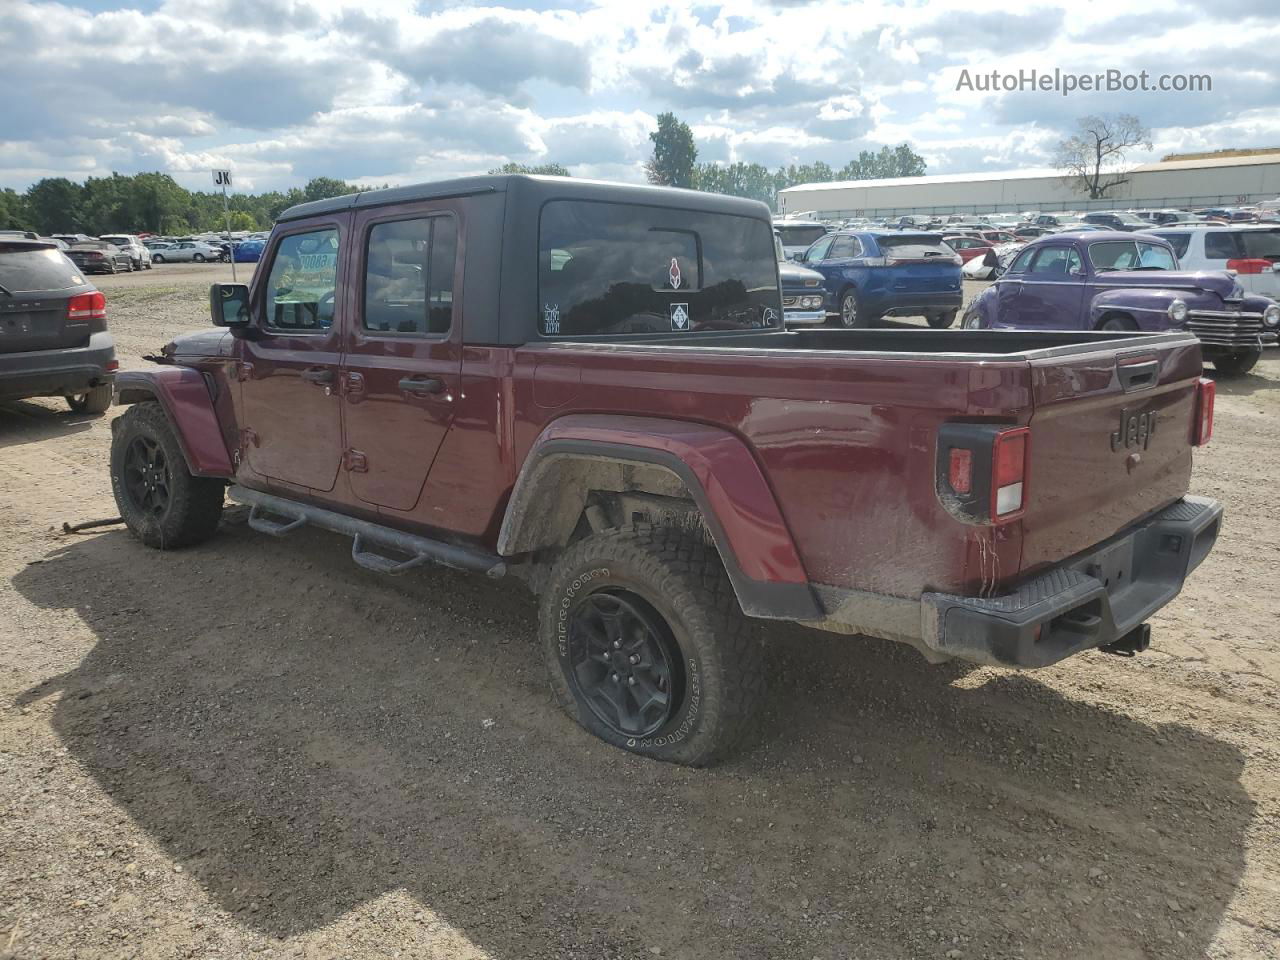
[828,236,855,259]
[1007,247,1037,274]
[1029,246,1075,276]
[363,215,456,336]
[806,236,834,262]
[262,228,340,332]
[1204,232,1239,260]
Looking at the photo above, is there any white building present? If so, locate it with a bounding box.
[776,154,1280,218]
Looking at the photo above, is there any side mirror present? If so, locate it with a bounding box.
[210,283,251,329]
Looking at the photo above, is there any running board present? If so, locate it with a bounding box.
[228,485,506,579]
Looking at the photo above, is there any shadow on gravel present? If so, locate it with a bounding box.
[1205,366,1276,397]
[13,523,1253,960]
[0,400,96,449]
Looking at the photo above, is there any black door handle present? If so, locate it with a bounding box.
[399,376,445,395]
[301,368,333,384]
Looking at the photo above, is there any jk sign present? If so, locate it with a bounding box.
[213,169,233,188]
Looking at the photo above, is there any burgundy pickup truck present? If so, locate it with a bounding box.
[109,176,1222,766]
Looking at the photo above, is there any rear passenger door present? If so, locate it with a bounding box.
[339,202,463,513]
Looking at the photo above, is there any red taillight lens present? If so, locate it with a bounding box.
[948,448,972,494]
[1194,377,1215,446]
[67,291,106,321]
[1225,258,1271,274]
[992,427,1029,519]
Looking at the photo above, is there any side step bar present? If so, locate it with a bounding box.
[228,485,506,579]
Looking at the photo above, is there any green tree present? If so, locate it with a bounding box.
[488,162,571,176]
[129,173,188,233]
[0,188,33,230]
[302,177,357,204]
[25,178,86,233]
[691,162,778,206]
[645,113,698,188]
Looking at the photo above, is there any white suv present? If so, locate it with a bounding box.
[99,234,153,271]
[1147,225,1280,298]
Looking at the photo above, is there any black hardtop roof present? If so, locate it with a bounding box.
[276,174,773,224]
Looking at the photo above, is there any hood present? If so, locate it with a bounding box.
[1094,270,1237,299]
[778,260,824,288]
[161,328,233,360]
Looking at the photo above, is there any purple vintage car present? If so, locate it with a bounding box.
[962,231,1280,375]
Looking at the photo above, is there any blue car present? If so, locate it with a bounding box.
[798,230,963,328]
[232,239,265,263]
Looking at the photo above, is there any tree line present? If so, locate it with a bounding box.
[0,174,367,236]
[0,119,927,236]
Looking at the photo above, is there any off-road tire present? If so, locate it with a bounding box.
[110,402,225,549]
[66,383,113,414]
[1212,349,1261,377]
[539,524,766,766]
[927,310,957,329]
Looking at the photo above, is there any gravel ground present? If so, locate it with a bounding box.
[1,264,1278,959]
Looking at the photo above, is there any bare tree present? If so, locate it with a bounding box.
[1054,114,1152,200]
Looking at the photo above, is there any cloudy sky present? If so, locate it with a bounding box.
[4,0,1278,193]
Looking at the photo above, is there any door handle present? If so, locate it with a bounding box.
[399,376,445,395]
[301,368,333,385]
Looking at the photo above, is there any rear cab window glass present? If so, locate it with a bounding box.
[263,228,340,332]
[776,224,828,247]
[538,200,782,336]
[0,244,83,292]
[363,215,456,336]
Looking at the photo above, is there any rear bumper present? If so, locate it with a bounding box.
[0,332,116,400]
[920,496,1222,668]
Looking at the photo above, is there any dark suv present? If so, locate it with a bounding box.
[0,237,117,412]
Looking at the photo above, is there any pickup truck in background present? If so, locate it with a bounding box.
[108,176,1222,766]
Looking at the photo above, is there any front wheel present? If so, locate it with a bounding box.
[927,310,957,329]
[152,254,165,264]
[835,289,868,328]
[539,525,765,767]
[66,383,113,415]
[1212,349,1261,376]
[110,402,225,549]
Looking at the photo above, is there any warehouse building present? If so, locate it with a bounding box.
[776,154,1280,218]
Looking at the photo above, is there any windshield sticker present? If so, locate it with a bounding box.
[763,306,779,326]
[670,302,690,331]
[669,257,682,290]
[543,303,561,334]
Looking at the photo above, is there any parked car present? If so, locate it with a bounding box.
[150,240,224,264]
[52,233,96,247]
[65,241,134,274]
[962,231,1280,375]
[943,234,995,264]
[1013,225,1051,240]
[774,220,832,261]
[1082,212,1154,232]
[99,234,153,270]
[774,231,826,326]
[799,230,963,327]
[0,236,117,412]
[232,239,266,263]
[107,174,1221,766]
[1033,214,1076,229]
[1147,225,1280,300]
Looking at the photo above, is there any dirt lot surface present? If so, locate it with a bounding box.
[2,263,1278,959]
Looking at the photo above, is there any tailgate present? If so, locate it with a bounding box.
[1018,336,1203,577]
[0,293,82,354]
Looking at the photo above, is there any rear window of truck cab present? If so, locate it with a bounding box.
[538,200,782,336]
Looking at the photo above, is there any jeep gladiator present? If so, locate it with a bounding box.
[109,175,1223,766]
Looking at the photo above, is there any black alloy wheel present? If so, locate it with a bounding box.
[123,434,172,519]
[565,589,683,738]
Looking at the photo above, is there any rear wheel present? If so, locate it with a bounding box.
[539,524,765,766]
[1212,349,1261,376]
[110,402,225,549]
[193,253,206,263]
[927,310,957,329]
[66,383,113,415]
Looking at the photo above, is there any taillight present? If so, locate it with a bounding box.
[1225,258,1272,274]
[1194,377,1215,446]
[948,448,972,494]
[992,427,1029,519]
[67,291,106,321]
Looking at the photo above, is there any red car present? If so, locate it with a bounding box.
[943,234,995,263]
[109,176,1222,766]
